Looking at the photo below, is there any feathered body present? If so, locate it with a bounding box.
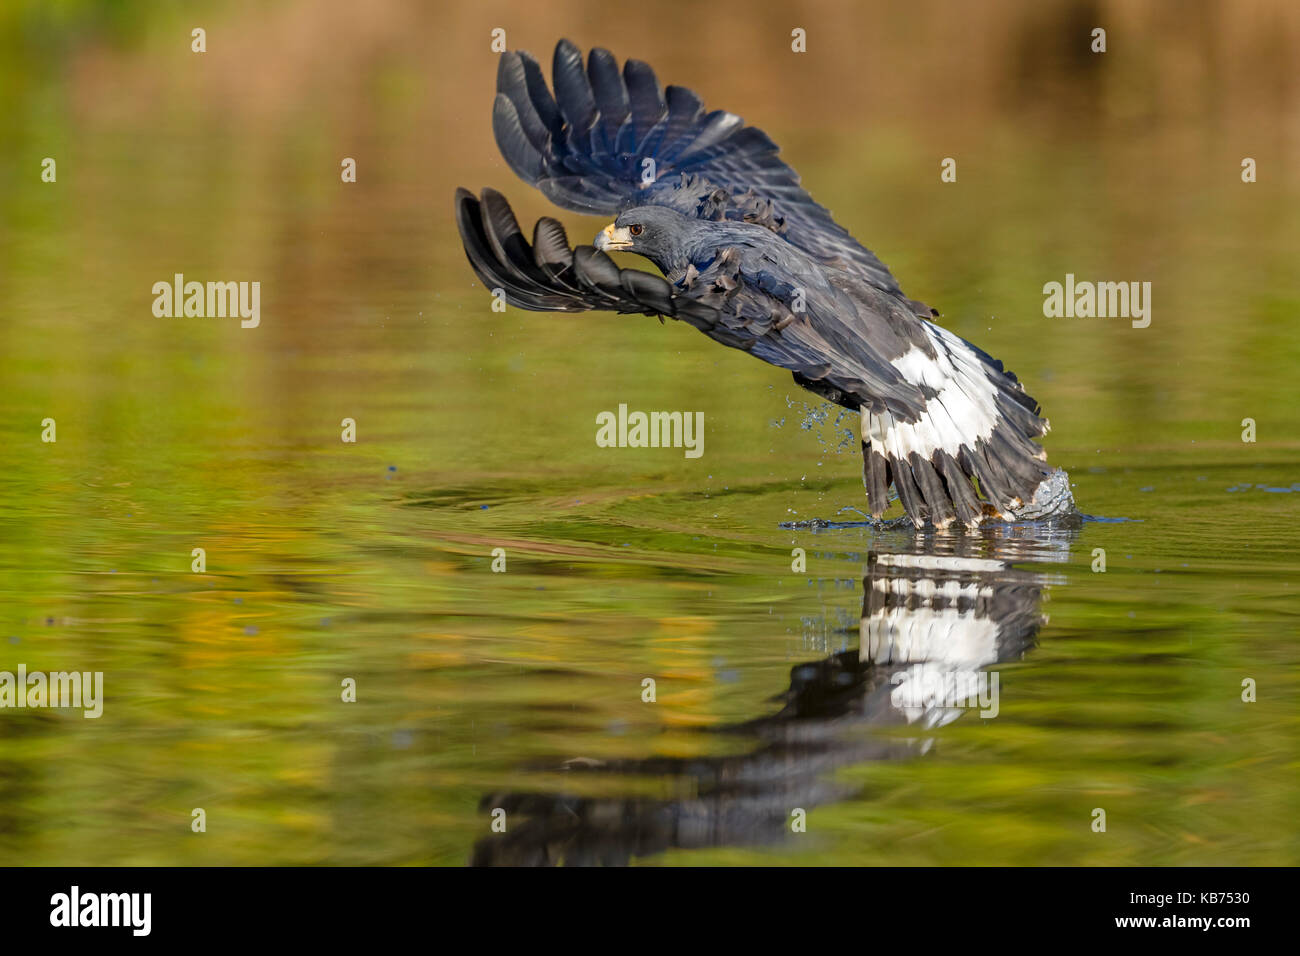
[456,40,1074,527]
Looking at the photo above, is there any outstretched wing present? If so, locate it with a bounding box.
[455,186,717,323]
[493,39,903,293]
[455,188,927,420]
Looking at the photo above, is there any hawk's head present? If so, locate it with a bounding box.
[595,205,700,275]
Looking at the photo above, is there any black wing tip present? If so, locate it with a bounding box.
[454,187,714,325]
[495,50,521,84]
[454,187,484,237]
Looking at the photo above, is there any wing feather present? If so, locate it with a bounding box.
[493,40,902,293]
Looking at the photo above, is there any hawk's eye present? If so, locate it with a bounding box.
[629,223,644,237]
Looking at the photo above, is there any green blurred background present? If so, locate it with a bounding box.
[0,0,1297,865]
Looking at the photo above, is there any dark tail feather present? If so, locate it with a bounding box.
[963,444,1017,514]
[866,437,1042,529]
[864,442,892,518]
[987,432,1052,502]
[890,456,928,525]
[909,453,956,528]
[934,450,983,527]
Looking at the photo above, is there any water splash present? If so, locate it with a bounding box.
[775,396,858,455]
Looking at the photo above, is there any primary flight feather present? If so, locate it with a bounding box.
[455,39,1073,528]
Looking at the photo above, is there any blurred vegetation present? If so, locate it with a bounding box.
[0,0,1297,864]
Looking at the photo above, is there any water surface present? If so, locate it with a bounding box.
[1,0,1297,866]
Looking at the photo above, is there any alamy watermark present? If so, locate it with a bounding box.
[50,886,150,935]
[152,273,260,328]
[596,403,704,458]
[0,665,103,718]
[890,666,999,718]
[1043,274,1151,328]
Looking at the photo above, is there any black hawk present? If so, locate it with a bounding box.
[455,39,1073,528]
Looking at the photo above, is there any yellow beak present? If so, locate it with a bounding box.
[595,223,634,252]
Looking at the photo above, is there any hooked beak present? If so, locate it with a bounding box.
[595,223,634,252]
